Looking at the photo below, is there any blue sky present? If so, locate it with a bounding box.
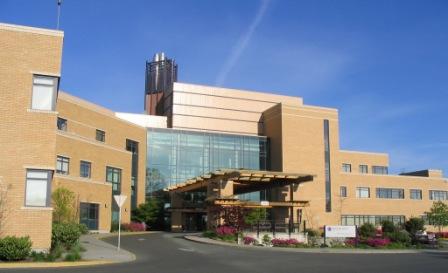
[1,0,447,175]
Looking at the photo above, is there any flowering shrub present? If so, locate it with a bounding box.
[271,238,301,247]
[345,238,359,246]
[243,236,257,245]
[216,226,237,236]
[433,232,448,239]
[122,222,146,232]
[365,237,391,247]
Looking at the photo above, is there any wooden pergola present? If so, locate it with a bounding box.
[165,169,316,232]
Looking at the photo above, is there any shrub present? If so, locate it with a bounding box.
[64,248,82,261]
[434,232,448,239]
[384,230,411,245]
[381,220,396,233]
[52,222,83,249]
[0,236,32,261]
[404,217,425,236]
[121,222,146,232]
[78,224,89,235]
[216,226,237,236]
[243,236,257,245]
[203,230,217,239]
[359,223,376,238]
[365,237,391,248]
[305,229,319,237]
[271,238,300,247]
[262,234,272,245]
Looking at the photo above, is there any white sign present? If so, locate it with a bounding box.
[260,201,270,206]
[325,225,356,238]
[114,195,127,207]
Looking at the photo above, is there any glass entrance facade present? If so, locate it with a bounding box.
[146,128,268,197]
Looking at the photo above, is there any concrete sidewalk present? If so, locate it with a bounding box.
[185,235,448,254]
[80,234,135,262]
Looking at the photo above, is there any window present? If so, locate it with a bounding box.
[106,167,121,194]
[372,166,388,174]
[410,189,422,200]
[31,75,58,111]
[57,117,67,131]
[126,139,139,210]
[356,187,370,198]
[56,156,69,175]
[359,165,368,174]
[323,119,332,212]
[376,188,405,199]
[25,169,52,207]
[80,161,91,178]
[342,163,351,173]
[429,190,448,201]
[340,186,347,197]
[341,215,405,226]
[96,129,105,142]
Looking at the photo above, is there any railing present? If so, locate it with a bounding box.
[242,220,305,236]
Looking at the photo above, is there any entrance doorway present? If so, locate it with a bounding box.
[80,202,99,230]
[184,213,206,231]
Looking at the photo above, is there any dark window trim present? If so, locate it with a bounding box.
[56,155,70,175]
[96,129,106,142]
[80,160,92,178]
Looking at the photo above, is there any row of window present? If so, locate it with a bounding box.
[341,163,388,175]
[341,215,406,226]
[340,186,448,201]
[57,117,106,142]
[25,165,122,208]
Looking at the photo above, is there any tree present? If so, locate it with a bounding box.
[52,187,76,223]
[131,198,164,230]
[404,217,425,243]
[426,201,448,232]
[244,208,268,225]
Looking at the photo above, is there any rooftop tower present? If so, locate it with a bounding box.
[144,52,177,115]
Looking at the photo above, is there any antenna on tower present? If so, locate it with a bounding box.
[56,0,63,30]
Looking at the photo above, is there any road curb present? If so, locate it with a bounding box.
[0,259,120,269]
[184,235,448,254]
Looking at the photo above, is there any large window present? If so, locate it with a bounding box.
[56,156,69,175]
[341,215,405,226]
[410,189,422,200]
[31,75,58,111]
[96,129,105,142]
[146,128,268,198]
[359,165,368,174]
[57,117,67,131]
[372,166,388,174]
[356,187,370,198]
[340,186,347,197]
[80,161,91,178]
[376,188,404,199]
[126,139,139,210]
[429,190,448,201]
[342,163,351,173]
[106,167,121,194]
[25,169,52,207]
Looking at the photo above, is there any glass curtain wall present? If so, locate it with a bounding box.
[146,128,268,200]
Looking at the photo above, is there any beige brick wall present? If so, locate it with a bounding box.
[55,92,147,230]
[263,103,448,230]
[0,24,63,250]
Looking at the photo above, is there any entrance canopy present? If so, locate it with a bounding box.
[164,169,315,196]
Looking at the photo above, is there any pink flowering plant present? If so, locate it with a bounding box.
[215,226,238,242]
[122,222,146,232]
[243,236,257,245]
[271,238,307,248]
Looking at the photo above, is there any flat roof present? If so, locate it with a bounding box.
[0,22,64,37]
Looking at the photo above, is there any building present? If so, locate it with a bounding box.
[0,22,447,250]
[0,23,146,250]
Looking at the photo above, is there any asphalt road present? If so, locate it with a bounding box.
[5,233,448,273]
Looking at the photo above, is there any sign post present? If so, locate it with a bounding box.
[114,195,127,251]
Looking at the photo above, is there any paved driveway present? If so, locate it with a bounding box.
[5,232,448,273]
